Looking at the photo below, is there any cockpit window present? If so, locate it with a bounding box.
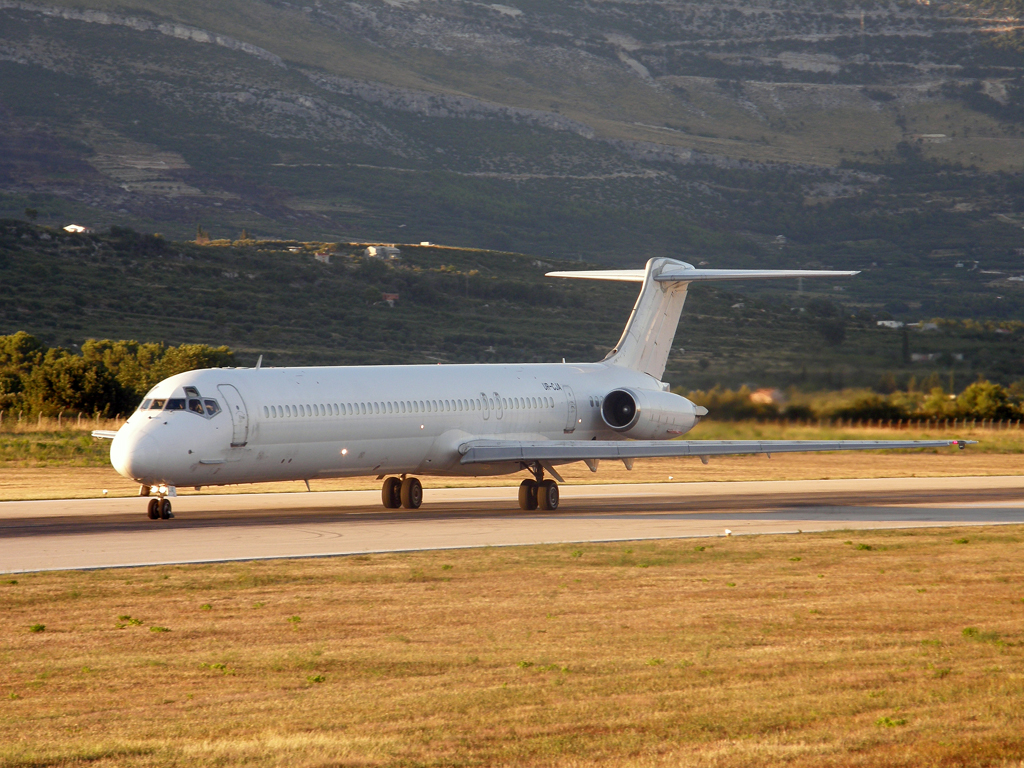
[140,399,152,410]
[166,398,186,410]
[188,398,205,415]
[150,399,166,409]
[204,399,221,416]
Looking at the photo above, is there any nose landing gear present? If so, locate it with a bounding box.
[518,463,559,511]
[381,476,423,509]
[143,486,174,520]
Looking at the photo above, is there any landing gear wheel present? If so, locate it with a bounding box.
[518,480,538,511]
[382,477,402,509]
[159,499,172,519]
[400,477,423,509]
[147,498,160,520]
[538,479,559,511]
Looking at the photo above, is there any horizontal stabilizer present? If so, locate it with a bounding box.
[546,267,859,283]
[460,438,972,464]
[655,269,859,282]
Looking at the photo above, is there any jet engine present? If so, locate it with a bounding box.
[600,388,704,440]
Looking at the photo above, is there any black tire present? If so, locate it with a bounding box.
[160,499,172,519]
[400,477,423,509]
[518,480,538,510]
[382,477,402,509]
[538,479,559,511]
[147,498,160,520]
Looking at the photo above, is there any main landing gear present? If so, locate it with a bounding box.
[382,476,423,509]
[142,485,173,520]
[518,463,559,511]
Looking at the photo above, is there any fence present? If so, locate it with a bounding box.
[0,411,126,433]
[765,417,1020,431]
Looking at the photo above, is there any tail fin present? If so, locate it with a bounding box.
[548,258,858,380]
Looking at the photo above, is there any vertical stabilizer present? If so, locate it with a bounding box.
[603,258,689,380]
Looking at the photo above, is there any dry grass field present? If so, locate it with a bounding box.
[2,527,1022,767]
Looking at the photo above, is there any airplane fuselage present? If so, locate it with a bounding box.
[111,362,696,488]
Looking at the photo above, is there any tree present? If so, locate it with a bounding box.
[955,380,1016,420]
[24,208,38,221]
[21,350,124,416]
[0,332,44,374]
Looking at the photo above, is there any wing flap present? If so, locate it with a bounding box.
[460,438,969,464]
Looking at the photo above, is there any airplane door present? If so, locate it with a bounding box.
[563,385,578,434]
[218,384,249,447]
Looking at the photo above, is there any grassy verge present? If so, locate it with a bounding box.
[2,528,1023,766]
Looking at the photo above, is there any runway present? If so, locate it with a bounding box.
[2,476,1023,573]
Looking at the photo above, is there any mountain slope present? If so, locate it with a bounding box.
[0,0,1022,309]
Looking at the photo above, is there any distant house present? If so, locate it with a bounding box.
[314,251,331,264]
[381,292,399,307]
[877,320,904,328]
[63,224,92,233]
[419,241,433,246]
[750,388,784,405]
[365,245,401,259]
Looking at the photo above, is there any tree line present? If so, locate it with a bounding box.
[685,380,1024,422]
[0,332,233,418]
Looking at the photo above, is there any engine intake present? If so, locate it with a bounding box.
[600,387,701,439]
[602,389,640,430]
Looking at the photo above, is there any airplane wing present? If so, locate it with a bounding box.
[92,430,118,440]
[459,438,972,464]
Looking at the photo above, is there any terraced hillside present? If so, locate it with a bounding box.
[1,0,1022,310]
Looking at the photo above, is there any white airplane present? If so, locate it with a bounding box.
[95,258,969,519]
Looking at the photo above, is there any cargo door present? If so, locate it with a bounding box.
[218,384,249,447]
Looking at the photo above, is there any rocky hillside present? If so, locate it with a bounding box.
[0,0,1022,292]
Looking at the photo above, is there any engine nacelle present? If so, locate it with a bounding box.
[601,388,702,440]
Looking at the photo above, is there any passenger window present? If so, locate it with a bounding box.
[502,398,507,409]
[263,406,269,418]
[166,398,186,410]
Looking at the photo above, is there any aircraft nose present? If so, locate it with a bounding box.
[110,430,161,481]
